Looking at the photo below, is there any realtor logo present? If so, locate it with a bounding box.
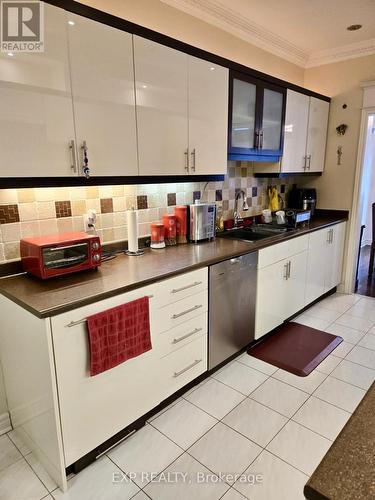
[1,0,44,52]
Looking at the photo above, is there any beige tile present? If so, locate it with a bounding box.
[124,185,137,196]
[0,243,5,261]
[99,186,114,198]
[125,196,137,210]
[113,197,126,212]
[113,212,126,227]
[102,228,115,242]
[86,199,101,214]
[4,242,20,260]
[113,226,127,241]
[53,188,71,202]
[20,221,40,238]
[69,187,86,201]
[112,185,124,197]
[17,188,35,203]
[34,188,56,202]
[72,216,85,232]
[139,222,150,237]
[86,186,99,199]
[101,213,114,228]
[0,189,18,204]
[36,201,56,220]
[39,219,58,236]
[18,202,38,222]
[1,223,21,242]
[71,199,87,216]
[57,218,74,233]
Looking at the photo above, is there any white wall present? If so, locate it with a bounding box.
[361,115,375,246]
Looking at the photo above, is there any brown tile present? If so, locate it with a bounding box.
[55,201,72,218]
[100,198,114,214]
[0,204,20,224]
[137,195,148,210]
[167,193,176,206]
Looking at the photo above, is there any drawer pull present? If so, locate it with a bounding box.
[172,304,203,319]
[173,359,202,378]
[172,327,203,344]
[171,281,202,294]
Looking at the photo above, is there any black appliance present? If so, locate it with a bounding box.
[288,186,317,215]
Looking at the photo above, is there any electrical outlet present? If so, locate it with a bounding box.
[83,209,97,233]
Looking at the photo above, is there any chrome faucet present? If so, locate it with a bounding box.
[234,190,249,228]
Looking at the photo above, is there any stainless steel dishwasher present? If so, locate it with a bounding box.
[209,252,258,369]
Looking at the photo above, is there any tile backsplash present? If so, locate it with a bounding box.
[0,164,296,263]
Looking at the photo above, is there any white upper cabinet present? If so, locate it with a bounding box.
[0,4,76,177]
[281,90,309,173]
[134,36,189,176]
[67,14,138,177]
[306,97,330,172]
[188,58,228,175]
[281,90,329,173]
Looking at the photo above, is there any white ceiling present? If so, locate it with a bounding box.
[161,0,375,67]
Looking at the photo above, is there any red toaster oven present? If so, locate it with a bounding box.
[20,232,102,279]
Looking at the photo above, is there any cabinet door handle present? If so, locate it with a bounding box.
[255,130,259,149]
[173,359,202,378]
[307,154,312,170]
[171,281,202,294]
[330,228,334,244]
[69,139,77,173]
[184,148,189,173]
[259,129,264,149]
[326,230,331,243]
[172,327,203,344]
[287,260,291,279]
[303,156,307,171]
[190,148,196,172]
[172,304,203,319]
[284,262,289,280]
[81,140,90,178]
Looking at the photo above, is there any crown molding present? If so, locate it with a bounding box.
[162,0,375,69]
[160,0,308,67]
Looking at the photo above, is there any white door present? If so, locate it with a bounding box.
[0,4,76,177]
[305,228,330,305]
[188,57,228,175]
[134,36,189,176]
[280,90,309,173]
[326,222,346,290]
[67,14,138,177]
[306,97,329,172]
[285,251,308,317]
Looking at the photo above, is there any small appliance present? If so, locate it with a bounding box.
[20,232,101,279]
[288,187,317,215]
[189,202,216,243]
[285,209,311,228]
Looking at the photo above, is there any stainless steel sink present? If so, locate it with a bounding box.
[217,224,290,243]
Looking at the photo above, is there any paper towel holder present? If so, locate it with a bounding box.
[125,249,145,256]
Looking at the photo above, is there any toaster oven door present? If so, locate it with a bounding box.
[42,243,89,270]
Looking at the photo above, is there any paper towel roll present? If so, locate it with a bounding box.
[127,208,139,253]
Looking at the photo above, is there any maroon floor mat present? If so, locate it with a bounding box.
[248,322,343,377]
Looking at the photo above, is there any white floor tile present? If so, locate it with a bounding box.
[291,314,330,331]
[108,424,183,487]
[184,378,245,419]
[188,422,261,484]
[317,295,355,313]
[7,428,32,456]
[221,488,248,500]
[150,399,217,449]
[266,421,331,476]
[358,332,375,351]
[144,453,229,500]
[147,397,183,423]
[0,458,48,500]
[345,302,375,321]
[292,396,350,440]
[303,304,343,323]
[331,341,354,358]
[315,354,342,375]
[331,359,375,390]
[325,323,365,345]
[234,450,308,500]
[314,376,366,412]
[131,491,151,500]
[236,353,278,375]
[273,368,327,394]
[213,362,268,396]
[52,456,139,500]
[0,434,22,472]
[346,345,375,369]
[25,452,57,492]
[335,313,374,333]
[250,378,309,417]
[223,398,287,447]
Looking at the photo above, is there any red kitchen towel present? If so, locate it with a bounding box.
[86,296,151,376]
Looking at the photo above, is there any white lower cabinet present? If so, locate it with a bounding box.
[305,222,346,303]
[51,267,208,466]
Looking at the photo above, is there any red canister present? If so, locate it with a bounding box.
[174,205,187,244]
[150,221,165,249]
[162,214,177,246]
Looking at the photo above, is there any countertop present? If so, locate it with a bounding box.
[0,210,348,318]
[304,381,375,500]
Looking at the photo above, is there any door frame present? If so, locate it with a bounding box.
[343,105,375,293]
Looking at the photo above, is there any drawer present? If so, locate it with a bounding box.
[258,234,309,269]
[158,268,208,307]
[160,335,207,400]
[156,290,208,334]
[156,312,207,357]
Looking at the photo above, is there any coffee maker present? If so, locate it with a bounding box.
[288,186,317,215]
